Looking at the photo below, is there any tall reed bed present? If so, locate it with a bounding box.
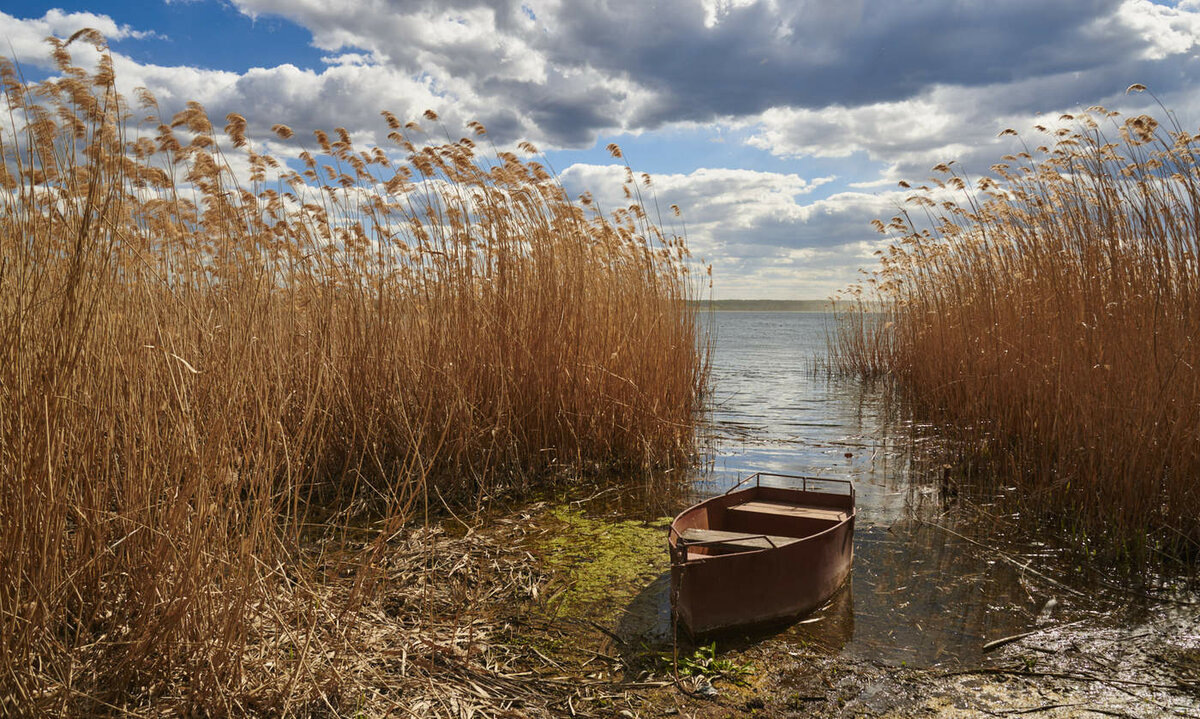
[0,32,707,714]
[832,94,1200,561]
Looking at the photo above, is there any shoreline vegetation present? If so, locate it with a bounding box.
[693,299,832,312]
[830,95,1200,566]
[0,32,708,715]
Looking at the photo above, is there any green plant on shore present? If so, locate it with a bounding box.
[831,90,1200,564]
[0,30,708,715]
[659,642,755,685]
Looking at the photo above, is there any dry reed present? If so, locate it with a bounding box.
[832,95,1200,562]
[0,32,707,715]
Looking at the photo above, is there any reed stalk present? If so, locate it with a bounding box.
[831,97,1200,563]
[0,32,708,714]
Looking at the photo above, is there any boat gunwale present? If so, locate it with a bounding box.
[668,474,856,565]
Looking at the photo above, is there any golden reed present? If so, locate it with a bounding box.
[0,32,707,713]
[832,91,1200,564]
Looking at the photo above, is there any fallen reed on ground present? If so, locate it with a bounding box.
[831,94,1200,562]
[0,31,707,714]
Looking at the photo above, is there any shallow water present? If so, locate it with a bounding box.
[621,311,1096,666]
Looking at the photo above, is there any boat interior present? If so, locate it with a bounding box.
[672,483,852,561]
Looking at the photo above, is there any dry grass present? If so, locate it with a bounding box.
[831,96,1200,562]
[0,32,707,715]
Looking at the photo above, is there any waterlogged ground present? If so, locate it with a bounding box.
[537,505,671,625]
[484,312,1200,716]
[487,493,1200,717]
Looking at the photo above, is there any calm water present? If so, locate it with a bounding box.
[622,311,1084,666]
[699,311,912,525]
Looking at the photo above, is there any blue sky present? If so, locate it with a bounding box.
[3,1,1200,297]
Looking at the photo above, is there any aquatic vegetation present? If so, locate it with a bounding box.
[831,94,1200,563]
[0,32,707,713]
[538,506,670,620]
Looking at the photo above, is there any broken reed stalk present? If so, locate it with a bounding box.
[831,100,1200,564]
[0,32,708,714]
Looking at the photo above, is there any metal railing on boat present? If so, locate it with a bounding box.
[722,471,855,500]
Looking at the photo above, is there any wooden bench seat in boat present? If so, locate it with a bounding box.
[679,527,800,551]
[727,500,848,523]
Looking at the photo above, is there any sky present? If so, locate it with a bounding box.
[3,1,1200,298]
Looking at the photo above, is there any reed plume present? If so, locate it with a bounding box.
[0,33,707,714]
[831,99,1200,562]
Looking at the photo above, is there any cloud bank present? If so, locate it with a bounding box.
[4,1,1200,296]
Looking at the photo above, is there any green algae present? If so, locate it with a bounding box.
[536,505,671,621]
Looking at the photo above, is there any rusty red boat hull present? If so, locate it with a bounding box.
[668,475,855,636]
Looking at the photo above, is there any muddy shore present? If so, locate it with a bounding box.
[340,492,1200,718]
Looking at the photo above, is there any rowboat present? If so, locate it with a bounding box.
[668,472,855,636]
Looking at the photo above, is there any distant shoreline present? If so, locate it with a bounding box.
[690,299,833,312]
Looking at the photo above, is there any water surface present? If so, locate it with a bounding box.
[626,311,1082,665]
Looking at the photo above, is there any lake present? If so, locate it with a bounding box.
[656,311,1082,664]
